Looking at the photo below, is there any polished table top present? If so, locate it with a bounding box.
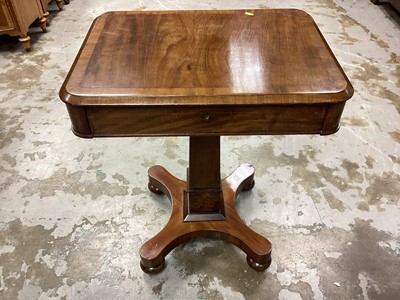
[60,9,353,137]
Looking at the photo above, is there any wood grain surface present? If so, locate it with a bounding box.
[60,9,353,106]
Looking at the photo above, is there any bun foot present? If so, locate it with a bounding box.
[56,0,64,10]
[38,17,47,32]
[148,182,164,194]
[242,179,255,191]
[140,258,165,274]
[18,35,31,51]
[246,255,271,271]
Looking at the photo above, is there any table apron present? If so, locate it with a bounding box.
[66,102,345,137]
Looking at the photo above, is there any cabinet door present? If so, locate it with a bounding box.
[0,0,15,32]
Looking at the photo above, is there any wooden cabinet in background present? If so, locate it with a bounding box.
[0,0,47,50]
[40,0,64,17]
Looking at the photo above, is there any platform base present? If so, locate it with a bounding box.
[139,164,272,274]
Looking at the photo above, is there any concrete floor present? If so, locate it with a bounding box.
[0,0,399,299]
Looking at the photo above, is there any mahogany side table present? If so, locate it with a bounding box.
[60,9,353,274]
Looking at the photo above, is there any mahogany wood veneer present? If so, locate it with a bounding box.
[60,9,353,274]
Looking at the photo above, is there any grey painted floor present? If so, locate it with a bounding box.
[1,0,399,299]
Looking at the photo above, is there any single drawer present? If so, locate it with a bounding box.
[66,102,345,137]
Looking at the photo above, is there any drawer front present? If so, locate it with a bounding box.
[82,104,334,137]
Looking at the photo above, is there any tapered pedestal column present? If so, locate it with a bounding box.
[139,137,272,274]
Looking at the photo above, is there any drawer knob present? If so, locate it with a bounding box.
[203,113,211,121]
